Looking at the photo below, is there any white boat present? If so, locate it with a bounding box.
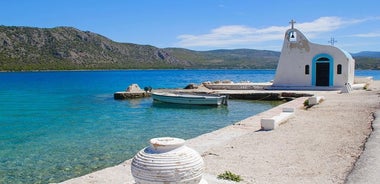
[152,92,227,106]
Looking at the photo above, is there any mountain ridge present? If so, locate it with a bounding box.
[0,26,190,70]
[0,25,379,70]
[351,51,380,58]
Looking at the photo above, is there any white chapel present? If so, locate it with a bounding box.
[272,20,355,89]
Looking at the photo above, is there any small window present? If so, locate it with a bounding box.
[289,31,297,42]
[337,64,342,74]
[305,65,310,75]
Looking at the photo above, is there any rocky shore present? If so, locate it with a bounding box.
[62,81,380,184]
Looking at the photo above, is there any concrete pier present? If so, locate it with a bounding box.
[113,91,150,99]
[114,89,313,101]
[114,83,151,100]
[114,82,317,100]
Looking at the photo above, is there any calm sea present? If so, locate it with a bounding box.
[0,69,379,184]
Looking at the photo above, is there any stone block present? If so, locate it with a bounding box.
[261,118,276,130]
[282,107,295,112]
[126,84,142,92]
[261,112,294,131]
[308,96,324,105]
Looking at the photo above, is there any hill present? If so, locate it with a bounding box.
[165,48,280,69]
[352,51,380,58]
[352,51,380,70]
[0,26,379,70]
[0,26,189,70]
[0,26,280,70]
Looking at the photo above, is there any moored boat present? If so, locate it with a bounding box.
[152,92,227,106]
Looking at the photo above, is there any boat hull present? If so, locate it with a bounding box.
[152,92,226,106]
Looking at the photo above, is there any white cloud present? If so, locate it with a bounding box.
[177,25,285,47]
[351,32,380,38]
[175,16,371,49]
[297,17,342,33]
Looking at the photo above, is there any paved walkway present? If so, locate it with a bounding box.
[62,81,380,184]
[345,110,380,184]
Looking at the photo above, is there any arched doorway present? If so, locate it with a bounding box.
[312,54,334,86]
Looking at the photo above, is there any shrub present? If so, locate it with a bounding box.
[303,99,309,107]
[217,171,242,182]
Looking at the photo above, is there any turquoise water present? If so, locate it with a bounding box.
[0,70,279,184]
[355,70,380,80]
[1,69,379,184]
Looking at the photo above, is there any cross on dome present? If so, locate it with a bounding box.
[328,37,337,46]
[289,19,296,29]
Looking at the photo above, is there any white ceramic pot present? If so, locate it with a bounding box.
[131,137,205,184]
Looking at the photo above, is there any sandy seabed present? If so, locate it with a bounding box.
[62,81,380,184]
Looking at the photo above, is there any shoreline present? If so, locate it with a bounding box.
[0,69,277,72]
[61,81,380,183]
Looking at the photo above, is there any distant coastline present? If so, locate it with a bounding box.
[1,26,379,71]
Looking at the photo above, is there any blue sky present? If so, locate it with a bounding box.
[1,0,379,53]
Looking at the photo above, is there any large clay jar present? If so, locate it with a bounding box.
[131,137,206,184]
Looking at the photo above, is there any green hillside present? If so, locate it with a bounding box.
[354,57,380,70]
[165,48,280,69]
[0,25,379,71]
[0,26,189,71]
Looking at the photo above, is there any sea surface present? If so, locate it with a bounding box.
[0,69,379,184]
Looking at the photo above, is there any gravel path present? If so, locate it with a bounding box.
[345,110,380,184]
